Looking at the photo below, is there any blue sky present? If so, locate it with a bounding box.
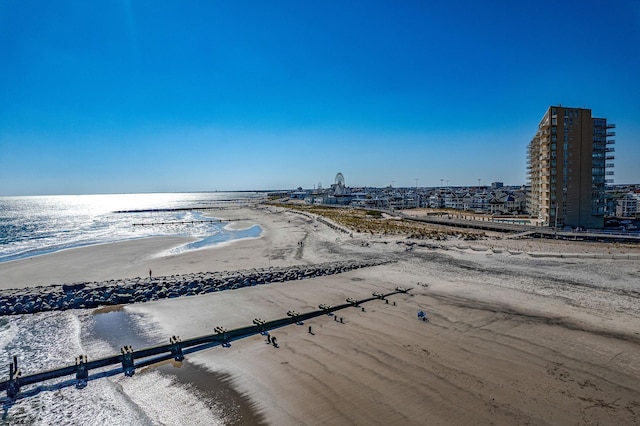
[1,0,639,195]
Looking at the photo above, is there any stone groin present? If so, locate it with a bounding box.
[0,260,389,316]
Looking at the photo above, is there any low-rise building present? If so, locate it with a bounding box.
[616,192,638,218]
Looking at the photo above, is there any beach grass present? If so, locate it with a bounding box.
[270,202,485,240]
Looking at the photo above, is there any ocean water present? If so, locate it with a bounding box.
[0,310,232,425]
[0,193,266,424]
[0,192,264,263]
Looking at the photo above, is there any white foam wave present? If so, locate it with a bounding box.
[114,371,225,426]
[0,319,18,357]
[0,312,152,425]
[13,380,156,426]
[0,311,225,425]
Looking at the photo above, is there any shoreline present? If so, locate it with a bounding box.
[2,205,640,424]
[0,206,295,289]
[0,235,198,266]
[0,205,261,269]
[90,307,266,425]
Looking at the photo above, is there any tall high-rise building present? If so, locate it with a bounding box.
[527,106,615,229]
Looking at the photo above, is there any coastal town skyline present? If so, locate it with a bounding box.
[1,1,639,196]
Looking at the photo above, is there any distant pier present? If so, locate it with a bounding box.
[132,218,251,227]
[114,200,261,214]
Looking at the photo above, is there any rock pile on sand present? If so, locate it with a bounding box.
[0,259,388,315]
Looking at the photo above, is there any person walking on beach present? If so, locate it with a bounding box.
[149,269,152,279]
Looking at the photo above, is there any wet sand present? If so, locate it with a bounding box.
[128,256,640,425]
[90,308,266,425]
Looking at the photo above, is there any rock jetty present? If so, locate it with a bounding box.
[0,260,389,316]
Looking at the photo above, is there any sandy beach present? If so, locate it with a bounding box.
[2,205,640,424]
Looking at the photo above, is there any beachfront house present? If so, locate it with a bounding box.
[429,193,444,208]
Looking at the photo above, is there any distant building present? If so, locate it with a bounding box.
[428,193,443,208]
[491,182,503,189]
[616,192,638,218]
[527,106,614,229]
[290,190,308,199]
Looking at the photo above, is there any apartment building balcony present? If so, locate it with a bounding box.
[606,155,615,160]
[606,123,616,129]
[606,132,616,137]
[606,139,615,144]
[606,147,615,152]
